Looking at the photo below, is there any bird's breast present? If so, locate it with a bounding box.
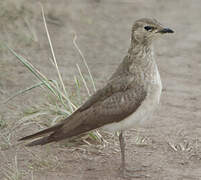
[149,63,162,104]
[102,63,162,132]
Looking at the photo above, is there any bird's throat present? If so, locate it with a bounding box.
[128,43,156,85]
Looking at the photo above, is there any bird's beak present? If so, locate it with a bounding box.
[157,28,174,34]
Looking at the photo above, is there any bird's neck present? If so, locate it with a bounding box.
[110,41,156,81]
[127,41,158,84]
[128,41,154,64]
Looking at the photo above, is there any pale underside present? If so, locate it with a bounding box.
[102,63,162,132]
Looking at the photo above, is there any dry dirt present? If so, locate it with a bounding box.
[1,0,201,180]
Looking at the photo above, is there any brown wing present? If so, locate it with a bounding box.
[63,84,146,134]
[45,76,146,141]
[22,74,146,146]
[78,72,135,111]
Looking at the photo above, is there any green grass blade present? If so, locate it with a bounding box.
[74,75,82,105]
[40,4,73,112]
[4,81,46,103]
[76,64,91,96]
[73,33,96,92]
[6,45,58,98]
[51,80,70,111]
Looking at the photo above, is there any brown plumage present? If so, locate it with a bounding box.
[19,74,146,146]
[19,18,173,177]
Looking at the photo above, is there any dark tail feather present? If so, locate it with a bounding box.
[25,136,54,146]
[18,123,63,141]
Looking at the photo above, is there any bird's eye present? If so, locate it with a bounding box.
[144,26,154,32]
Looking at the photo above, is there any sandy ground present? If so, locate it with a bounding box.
[1,0,201,179]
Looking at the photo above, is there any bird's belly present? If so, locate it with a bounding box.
[102,83,162,132]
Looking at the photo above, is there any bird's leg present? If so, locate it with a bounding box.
[118,131,149,178]
[119,131,126,173]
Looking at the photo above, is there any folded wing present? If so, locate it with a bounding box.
[19,74,146,146]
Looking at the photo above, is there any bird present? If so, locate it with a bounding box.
[19,18,173,177]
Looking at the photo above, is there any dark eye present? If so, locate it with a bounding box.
[144,26,154,32]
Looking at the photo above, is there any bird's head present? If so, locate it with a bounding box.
[131,18,174,45]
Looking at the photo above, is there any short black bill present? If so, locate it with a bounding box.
[158,28,174,34]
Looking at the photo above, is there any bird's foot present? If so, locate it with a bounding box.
[119,165,149,179]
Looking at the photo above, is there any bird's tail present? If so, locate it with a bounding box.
[18,123,63,146]
[24,136,53,147]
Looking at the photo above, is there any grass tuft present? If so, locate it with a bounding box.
[5,4,104,146]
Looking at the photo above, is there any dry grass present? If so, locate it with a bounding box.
[0,2,109,179]
[3,3,106,149]
[166,130,200,153]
